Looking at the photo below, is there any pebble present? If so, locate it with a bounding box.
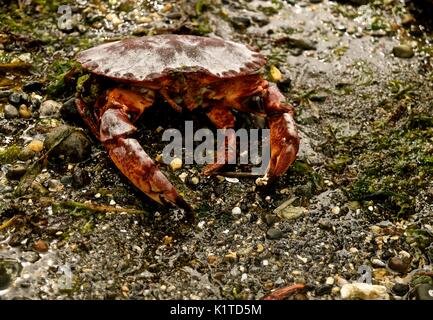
[371,258,386,267]
[178,172,188,182]
[33,239,49,253]
[6,164,27,180]
[23,81,43,93]
[20,251,40,263]
[387,256,410,274]
[18,104,32,118]
[318,218,333,231]
[223,251,238,262]
[44,126,91,162]
[39,100,62,118]
[326,276,335,285]
[414,284,433,300]
[392,45,414,59]
[230,16,251,29]
[340,283,389,300]
[190,176,199,185]
[392,283,409,296]
[8,92,24,106]
[207,255,218,264]
[315,284,332,296]
[18,147,35,161]
[27,139,44,153]
[231,206,241,215]
[256,243,264,253]
[4,104,19,118]
[266,227,283,240]
[72,167,90,188]
[47,179,63,192]
[60,97,80,122]
[170,158,182,171]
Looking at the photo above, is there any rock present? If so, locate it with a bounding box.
[231,16,251,29]
[0,265,12,290]
[4,104,19,119]
[22,81,43,93]
[414,284,433,300]
[392,283,409,296]
[318,218,333,231]
[8,92,27,106]
[387,256,410,273]
[20,251,40,263]
[269,65,282,82]
[266,227,283,240]
[60,97,80,122]
[33,239,49,253]
[232,206,241,215]
[18,104,32,119]
[252,15,270,27]
[371,258,386,267]
[18,147,35,161]
[39,100,62,118]
[28,139,44,153]
[6,164,27,180]
[44,125,91,162]
[223,251,238,262]
[392,45,414,59]
[315,284,332,296]
[72,167,91,188]
[340,283,389,300]
[47,179,64,192]
[170,158,182,171]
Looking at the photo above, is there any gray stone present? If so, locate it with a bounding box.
[415,284,433,300]
[266,227,284,240]
[4,104,19,119]
[392,45,414,59]
[40,100,62,118]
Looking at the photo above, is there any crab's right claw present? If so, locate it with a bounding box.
[263,84,300,181]
[106,137,191,213]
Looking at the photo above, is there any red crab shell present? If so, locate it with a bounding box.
[76,34,267,81]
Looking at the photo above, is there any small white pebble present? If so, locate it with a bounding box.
[225,177,239,183]
[241,273,248,282]
[326,276,335,285]
[262,260,269,266]
[94,193,101,198]
[265,196,271,201]
[222,229,230,234]
[232,206,241,215]
[191,176,199,185]
[368,206,374,211]
[170,158,182,171]
[331,206,340,215]
[109,199,116,205]
[178,172,188,182]
[160,285,167,291]
[197,221,205,229]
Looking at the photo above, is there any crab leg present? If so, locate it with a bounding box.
[263,83,300,180]
[96,88,191,211]
[202,107,237,175]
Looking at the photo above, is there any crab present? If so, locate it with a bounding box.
[74,34,300,212]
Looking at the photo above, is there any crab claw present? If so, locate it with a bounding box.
[105,136,191,212]
[78,87,192,213]
[263,83,300,180]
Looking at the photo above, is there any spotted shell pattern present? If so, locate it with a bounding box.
[76,34,266,81]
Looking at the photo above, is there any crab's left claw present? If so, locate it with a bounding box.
[262,83,300,181]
